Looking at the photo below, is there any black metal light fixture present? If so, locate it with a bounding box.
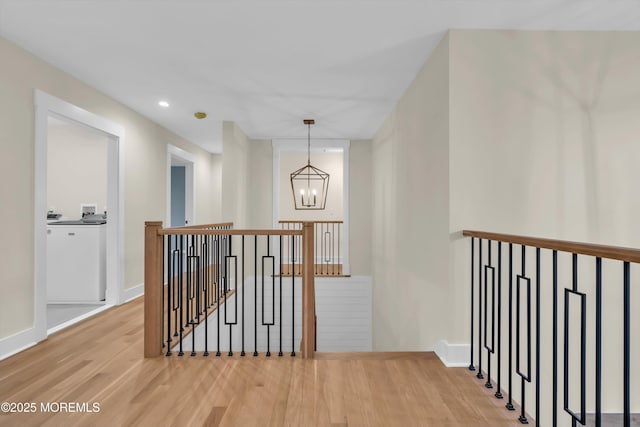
[290,119,329,210]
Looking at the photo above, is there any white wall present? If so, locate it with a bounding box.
[0,36,219,340]
[47,118,108,219]
[180,276,372,353]
[371,33,450,351]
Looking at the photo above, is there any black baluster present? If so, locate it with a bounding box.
[298,227,302,276]
[496,241,503,399]
[191,235,198,357]
[624,261,630,427]
[535,248,540,427]
[178,235,184,357]
[254,235,258,357]
[263,236,274,357]
[470,237,476,371]
[279,235,283,357]
[595,257,602,427]
[216,235,221,357]
[507,243,515,411]
[166,235,172,355]
[204,235,209,357]
[552,250,558,427]
[478,238,484,380]
[564,253,586,426]
[332,222,336,275]
[517,245,529,425]
[173,247,179,339]
[337,223,340,276]
[291,234,296,357]
[162,236,165,351]
[321,223,325,275]
[228,235,234,357]
[484,240,494,389]
[186,236,191,336]
[241,235,246,357]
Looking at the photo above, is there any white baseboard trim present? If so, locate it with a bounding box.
[435,340,470,367]
[124,283,144,302]
[0,327,38,362]
[47,304,113,335]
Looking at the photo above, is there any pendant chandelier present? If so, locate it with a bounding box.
[290,119,329,210]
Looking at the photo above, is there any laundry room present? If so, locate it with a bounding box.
[46,115,109,330]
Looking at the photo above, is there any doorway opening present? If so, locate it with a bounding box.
[167,145,195,227]
[34,90,124,342]
[272,139,350,275]
[45,115,109,332]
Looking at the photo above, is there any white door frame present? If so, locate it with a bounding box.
[34,90,125,342]
[271,139,350,275]
[166,144,195,227]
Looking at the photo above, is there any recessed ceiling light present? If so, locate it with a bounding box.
[158,100,170,108]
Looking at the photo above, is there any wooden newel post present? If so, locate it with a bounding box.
[144,221,163,358]
[301,221,316,359]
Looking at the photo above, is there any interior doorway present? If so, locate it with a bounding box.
[167,145,195,227]
[171,165,187,227]
[45,115,109,332]
[34,90,125,342]
[272,139,351,275]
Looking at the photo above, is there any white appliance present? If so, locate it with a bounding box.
[46,223,106,303]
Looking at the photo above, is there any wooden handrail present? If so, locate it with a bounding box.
[463,230,640,263]
[279,220,343,224]
[172,222,234,230]
[159,228,303,236]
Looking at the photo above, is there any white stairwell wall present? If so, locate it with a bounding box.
[180,276,372,353]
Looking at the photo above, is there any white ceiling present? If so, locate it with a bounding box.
[1,1,639,153]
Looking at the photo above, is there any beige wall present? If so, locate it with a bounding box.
[248,139,273,228]
[209,153,223,222]
[349,140,372,276]
[221,121,250,227]
[448,29,640,416]
[278,151,343,221]
[47,120,108,219]
[0,37,219,339]
[231,137,372,276]
[371,33,450,351]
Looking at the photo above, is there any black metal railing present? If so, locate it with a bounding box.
[156,225,310,358]
[465,230,639,427]
[279,220,344,276]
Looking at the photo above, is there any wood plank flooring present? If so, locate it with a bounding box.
[0,297,520,426]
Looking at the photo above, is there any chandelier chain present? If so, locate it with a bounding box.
[307,122,311,165]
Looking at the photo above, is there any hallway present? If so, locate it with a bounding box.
[0,297,518,426]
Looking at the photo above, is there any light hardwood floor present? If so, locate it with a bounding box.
[0,297,520,427]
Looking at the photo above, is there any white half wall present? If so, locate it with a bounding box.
[180,276,372,353]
